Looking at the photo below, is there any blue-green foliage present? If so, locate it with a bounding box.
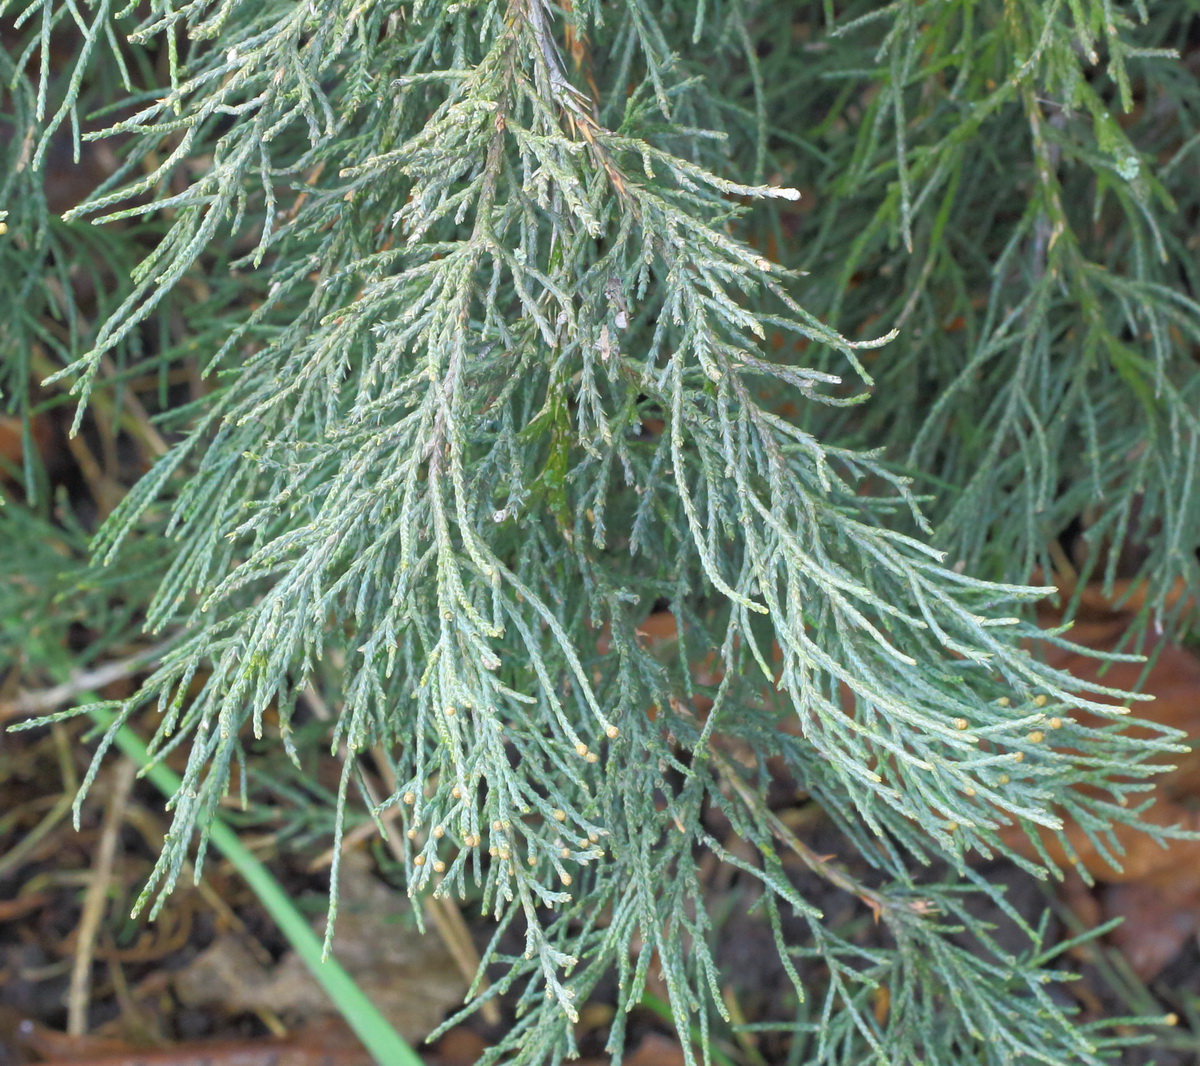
[3,1,1198,1062]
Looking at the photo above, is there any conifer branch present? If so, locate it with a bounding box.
[4,1,1197,1061]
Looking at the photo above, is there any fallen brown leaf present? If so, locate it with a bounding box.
[1006,595,1200,978]
[174,851,465,1042]
[0,893,49,923]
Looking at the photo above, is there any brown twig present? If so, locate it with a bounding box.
[707,744,897,921]
[1,644,167,722]
[67,757,137,1036]
[98,354,171,459]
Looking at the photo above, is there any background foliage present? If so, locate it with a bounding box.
[3,1,1200,1063]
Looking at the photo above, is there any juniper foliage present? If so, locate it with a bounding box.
[2,1,1199,1063]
